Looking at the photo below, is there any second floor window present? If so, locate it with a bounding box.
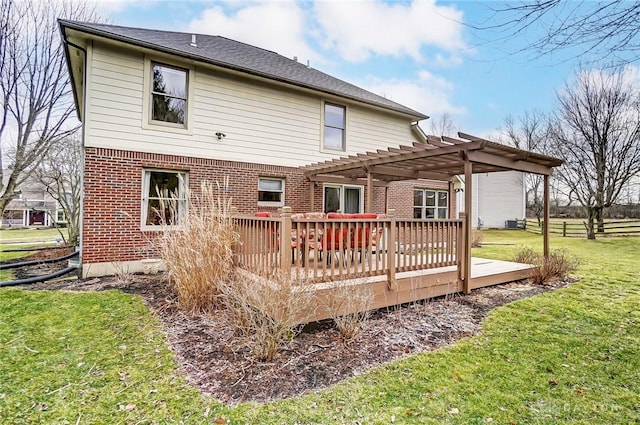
[150,62,188,126]
[324,103,345,151]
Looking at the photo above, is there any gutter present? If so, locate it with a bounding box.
[59,22,87,121]
[57,20,87,271]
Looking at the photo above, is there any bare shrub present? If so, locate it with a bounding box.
[220,271,315,361]
[156,178,237,314]
[111,262,133,284]
[514,247,579,284]
[323,279,373,342]
[471,229,484,247]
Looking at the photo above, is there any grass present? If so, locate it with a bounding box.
[1,227,67,244]
[0,228,69,281]
[1,231,639,423]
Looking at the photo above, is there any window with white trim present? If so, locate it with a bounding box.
[55,210,67,223]
[414,189,448,219]
[323,184,363,213]
[323,103,346,151]
[258,177,285,206]
[142,170,187,227]
[150,62,188,127]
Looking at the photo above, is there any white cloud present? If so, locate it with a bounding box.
[356,70,467,120]
[433,53,464,68]
[184,1,324,65]
[313,0,466,62]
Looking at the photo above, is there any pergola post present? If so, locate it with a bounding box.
[543,174,550,259]
[366,171,373,213]
[309,182,315,212]
[463,160,473,294]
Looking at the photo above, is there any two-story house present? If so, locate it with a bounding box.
[60,20,464,277]
[1,173,63,227]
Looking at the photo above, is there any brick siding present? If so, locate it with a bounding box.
[82,148,457,265]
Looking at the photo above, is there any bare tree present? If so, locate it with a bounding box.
[478,1,640,66]
[429,113,456,137]
[32,134,81,245]
[500,110,550,223]
[0,0,100,216]
[549,68,640,239]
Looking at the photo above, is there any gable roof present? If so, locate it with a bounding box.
[58,20,427,120]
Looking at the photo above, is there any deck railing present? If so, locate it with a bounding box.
[233,207,465,286]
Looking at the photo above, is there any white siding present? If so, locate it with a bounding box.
[471,171,525,229]
[85,42,420,167]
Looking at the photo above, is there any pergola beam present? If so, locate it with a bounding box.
[308,175,389,187]
[465,150,554,176]
[302,140,486,177]
[368,165,454,181]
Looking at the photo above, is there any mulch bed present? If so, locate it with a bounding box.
[3,247,75,281]
[8,256,572,404]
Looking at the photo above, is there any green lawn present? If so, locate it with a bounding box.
[1,227,67,245]
[1,231,638,423]
[1,228,68,281]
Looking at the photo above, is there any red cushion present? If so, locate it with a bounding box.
[254,211,272,217]
[327,212,351,219]
[352,213,378,219]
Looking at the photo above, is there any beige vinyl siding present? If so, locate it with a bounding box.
[85,42,420,167]
[472,171,525,228]
[347,104,415,152]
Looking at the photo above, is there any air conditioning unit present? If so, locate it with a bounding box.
[505,220,518,229]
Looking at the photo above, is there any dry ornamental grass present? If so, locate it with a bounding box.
[156,178,237,314]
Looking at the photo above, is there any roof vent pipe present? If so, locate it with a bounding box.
[190,34,197,47]
[293,56,297,62]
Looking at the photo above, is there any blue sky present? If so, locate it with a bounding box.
[101,0,587,137]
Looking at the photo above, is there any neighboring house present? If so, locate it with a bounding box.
[1,174,63,227]
[60,21,463,277]
[454,171,526,228]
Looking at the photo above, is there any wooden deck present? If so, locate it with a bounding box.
[234,213,536,323]
[242,256,534,323]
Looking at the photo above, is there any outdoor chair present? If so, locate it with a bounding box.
[323,217,351,266]
[349,213,378,262]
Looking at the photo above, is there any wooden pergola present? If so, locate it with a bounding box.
[301,132,564,293]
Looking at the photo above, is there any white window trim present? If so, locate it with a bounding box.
[322,184,364,213]
[142,56,195,135]
[257,177,285,207]
[141,169,188,231]
[414,188,449,219]
[320,101,347,153]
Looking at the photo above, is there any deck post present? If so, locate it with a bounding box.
[458,212,466,286]
[309,182,315,212]
[543,174,550,259]
[463,160,473,294]
[386,208,397,290]
[280,206,293,274]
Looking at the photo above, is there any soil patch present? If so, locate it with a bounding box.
[3,247,76,281]
[16,270,571,404]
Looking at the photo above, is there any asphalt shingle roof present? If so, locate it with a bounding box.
[59,20,427,119]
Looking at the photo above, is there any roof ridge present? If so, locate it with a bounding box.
[65,20,287,58]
